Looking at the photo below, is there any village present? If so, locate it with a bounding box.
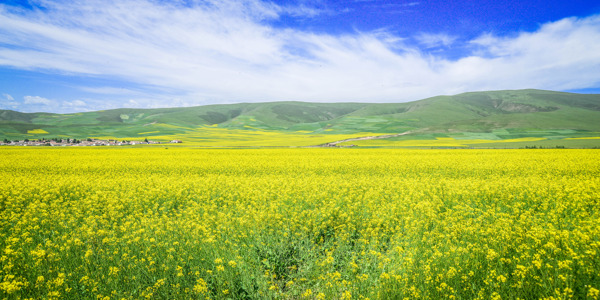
[1,138,182,146]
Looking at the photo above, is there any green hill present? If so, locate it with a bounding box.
[1,89,599,146]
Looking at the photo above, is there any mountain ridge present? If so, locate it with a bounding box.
[1,89,599,142]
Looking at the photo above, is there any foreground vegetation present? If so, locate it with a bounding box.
[1,148,599,299]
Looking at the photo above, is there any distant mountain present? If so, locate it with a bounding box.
[1,89,599,140]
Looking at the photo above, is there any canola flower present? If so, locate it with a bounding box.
[0,147,599,299]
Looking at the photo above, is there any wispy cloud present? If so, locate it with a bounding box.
[354,0,419,6]
[461,15,600,90]
[78,86,148,96]
[24,95,52,105]
[1,95,92,113]
[0,0,599,112]
[360,1,421,13]
[278,3,332,18]
[2,93,14,101]
[0,93,19,110]
[416,33,457,48]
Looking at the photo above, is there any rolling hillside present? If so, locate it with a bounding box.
[1,89,599,146]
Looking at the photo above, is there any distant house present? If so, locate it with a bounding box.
[170,140,182,143]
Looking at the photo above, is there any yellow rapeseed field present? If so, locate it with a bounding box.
[1,148,599,299]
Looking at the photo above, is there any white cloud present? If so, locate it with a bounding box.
[78,86,146,96]
[64,99,87,107]
[24,95,52,105]
[416,33,457,48]
[19,96,96,112]
[0,0,599,112]
[278,3,331,18]
[126,99,139,107]
[0,93,19,110]
[2,93,14,101]
[459,15,600,90]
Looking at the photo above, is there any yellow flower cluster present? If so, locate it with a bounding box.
[0,148,599,299]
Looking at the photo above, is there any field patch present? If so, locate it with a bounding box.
[26,129,49,134]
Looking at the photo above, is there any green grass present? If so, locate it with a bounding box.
[337,134,600,149]
[1,89,599,147]
[465,137,600,149]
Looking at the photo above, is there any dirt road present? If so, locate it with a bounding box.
[315,131,412,147]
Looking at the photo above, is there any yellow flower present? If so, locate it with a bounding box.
[588,286,600,299]
[0,275,25,294]
[228,260,237,268]
[193,278,208,294]
[341,290,352,299]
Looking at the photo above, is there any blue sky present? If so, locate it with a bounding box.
[1,0,600,113]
